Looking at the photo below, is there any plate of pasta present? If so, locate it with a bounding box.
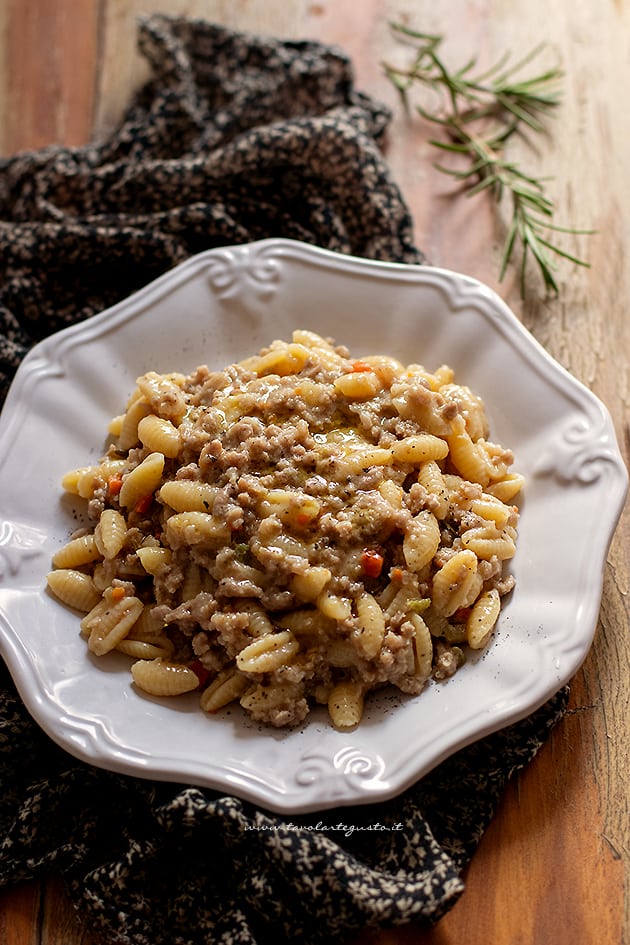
[0,239,626,813]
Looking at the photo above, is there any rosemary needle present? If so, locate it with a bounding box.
[383,24,591,298]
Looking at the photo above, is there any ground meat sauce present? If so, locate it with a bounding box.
[49,331,522,729]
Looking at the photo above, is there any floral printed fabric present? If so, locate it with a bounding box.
[0,14,568,944]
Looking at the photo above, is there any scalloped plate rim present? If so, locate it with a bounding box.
[0,238,626,814]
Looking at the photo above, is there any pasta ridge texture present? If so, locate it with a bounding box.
[48,331,522,729]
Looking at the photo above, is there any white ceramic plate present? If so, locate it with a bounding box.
[0,239,626,814]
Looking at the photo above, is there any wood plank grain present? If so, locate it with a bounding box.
[352,666,625,945]
[41,877,99,945]
[0,877,101,945]
[437,680,623,944]
[0,0,100,155]
[0,881,41,945]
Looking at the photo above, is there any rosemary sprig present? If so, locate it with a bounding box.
[384,24,591,297]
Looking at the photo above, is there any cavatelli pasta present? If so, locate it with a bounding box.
[49,330,521,730]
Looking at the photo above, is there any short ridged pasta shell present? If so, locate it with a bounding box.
[470,496,512,528]
[200,667,249,713]
[250,341,311,377]
[290,566,331,602]
[378,478,404,509]
[117,397,151,451]
[258,489,321,528]
[466,588,501,649]
[46,569,101,612]
[158,479,219,513]
[131,658,199,696]
[165,511,229,547]
[136,371,187,424]
[460,527,516,561]
[441,383,489,441]
[119,452,165,509]
[86,595,144,656]
[447,415,493,486]
[354,592,385,659]
[403,510,441,572]
[137,414,181,458]
[117,638,174,660]
[339,446,394,474]
[107,414,124,437]
[416,460,449,519]
[327,679,364,729]
[127,604,168,640]
[391,433,449,464]
[316,589,352,622]
[94,509,127,559]
[431,549,479,617]
[52,534,101,568]
[136,545,172,575]
[236,630,299,673]
[357,354,405,386]
[333,370,382,399]
[485,473,525,503]
[408,612,433,680]
[61,459,126,498]
[245,606,275,637]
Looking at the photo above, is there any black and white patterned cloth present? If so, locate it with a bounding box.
[0,15,568,944]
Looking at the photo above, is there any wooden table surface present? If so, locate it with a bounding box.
[0,2,628,944]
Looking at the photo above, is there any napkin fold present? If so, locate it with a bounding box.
[0,13,421,403]
[0,14,568,944]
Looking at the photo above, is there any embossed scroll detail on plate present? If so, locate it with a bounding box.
[0,520,47,579]
[0,239,626,814]
[533,408,624,485]
[205,243,282,306]
[294,745,389,799]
